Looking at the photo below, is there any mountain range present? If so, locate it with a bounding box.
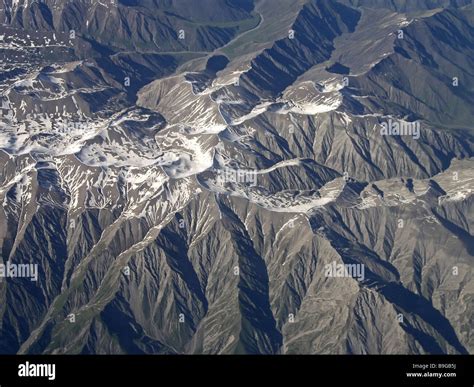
[0,0,473,354]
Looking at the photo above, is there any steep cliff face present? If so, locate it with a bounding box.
[0,0,473,354]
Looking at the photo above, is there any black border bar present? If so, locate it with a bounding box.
[0,355,472,386]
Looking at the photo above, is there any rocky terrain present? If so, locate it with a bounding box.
[0,0,472,354]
